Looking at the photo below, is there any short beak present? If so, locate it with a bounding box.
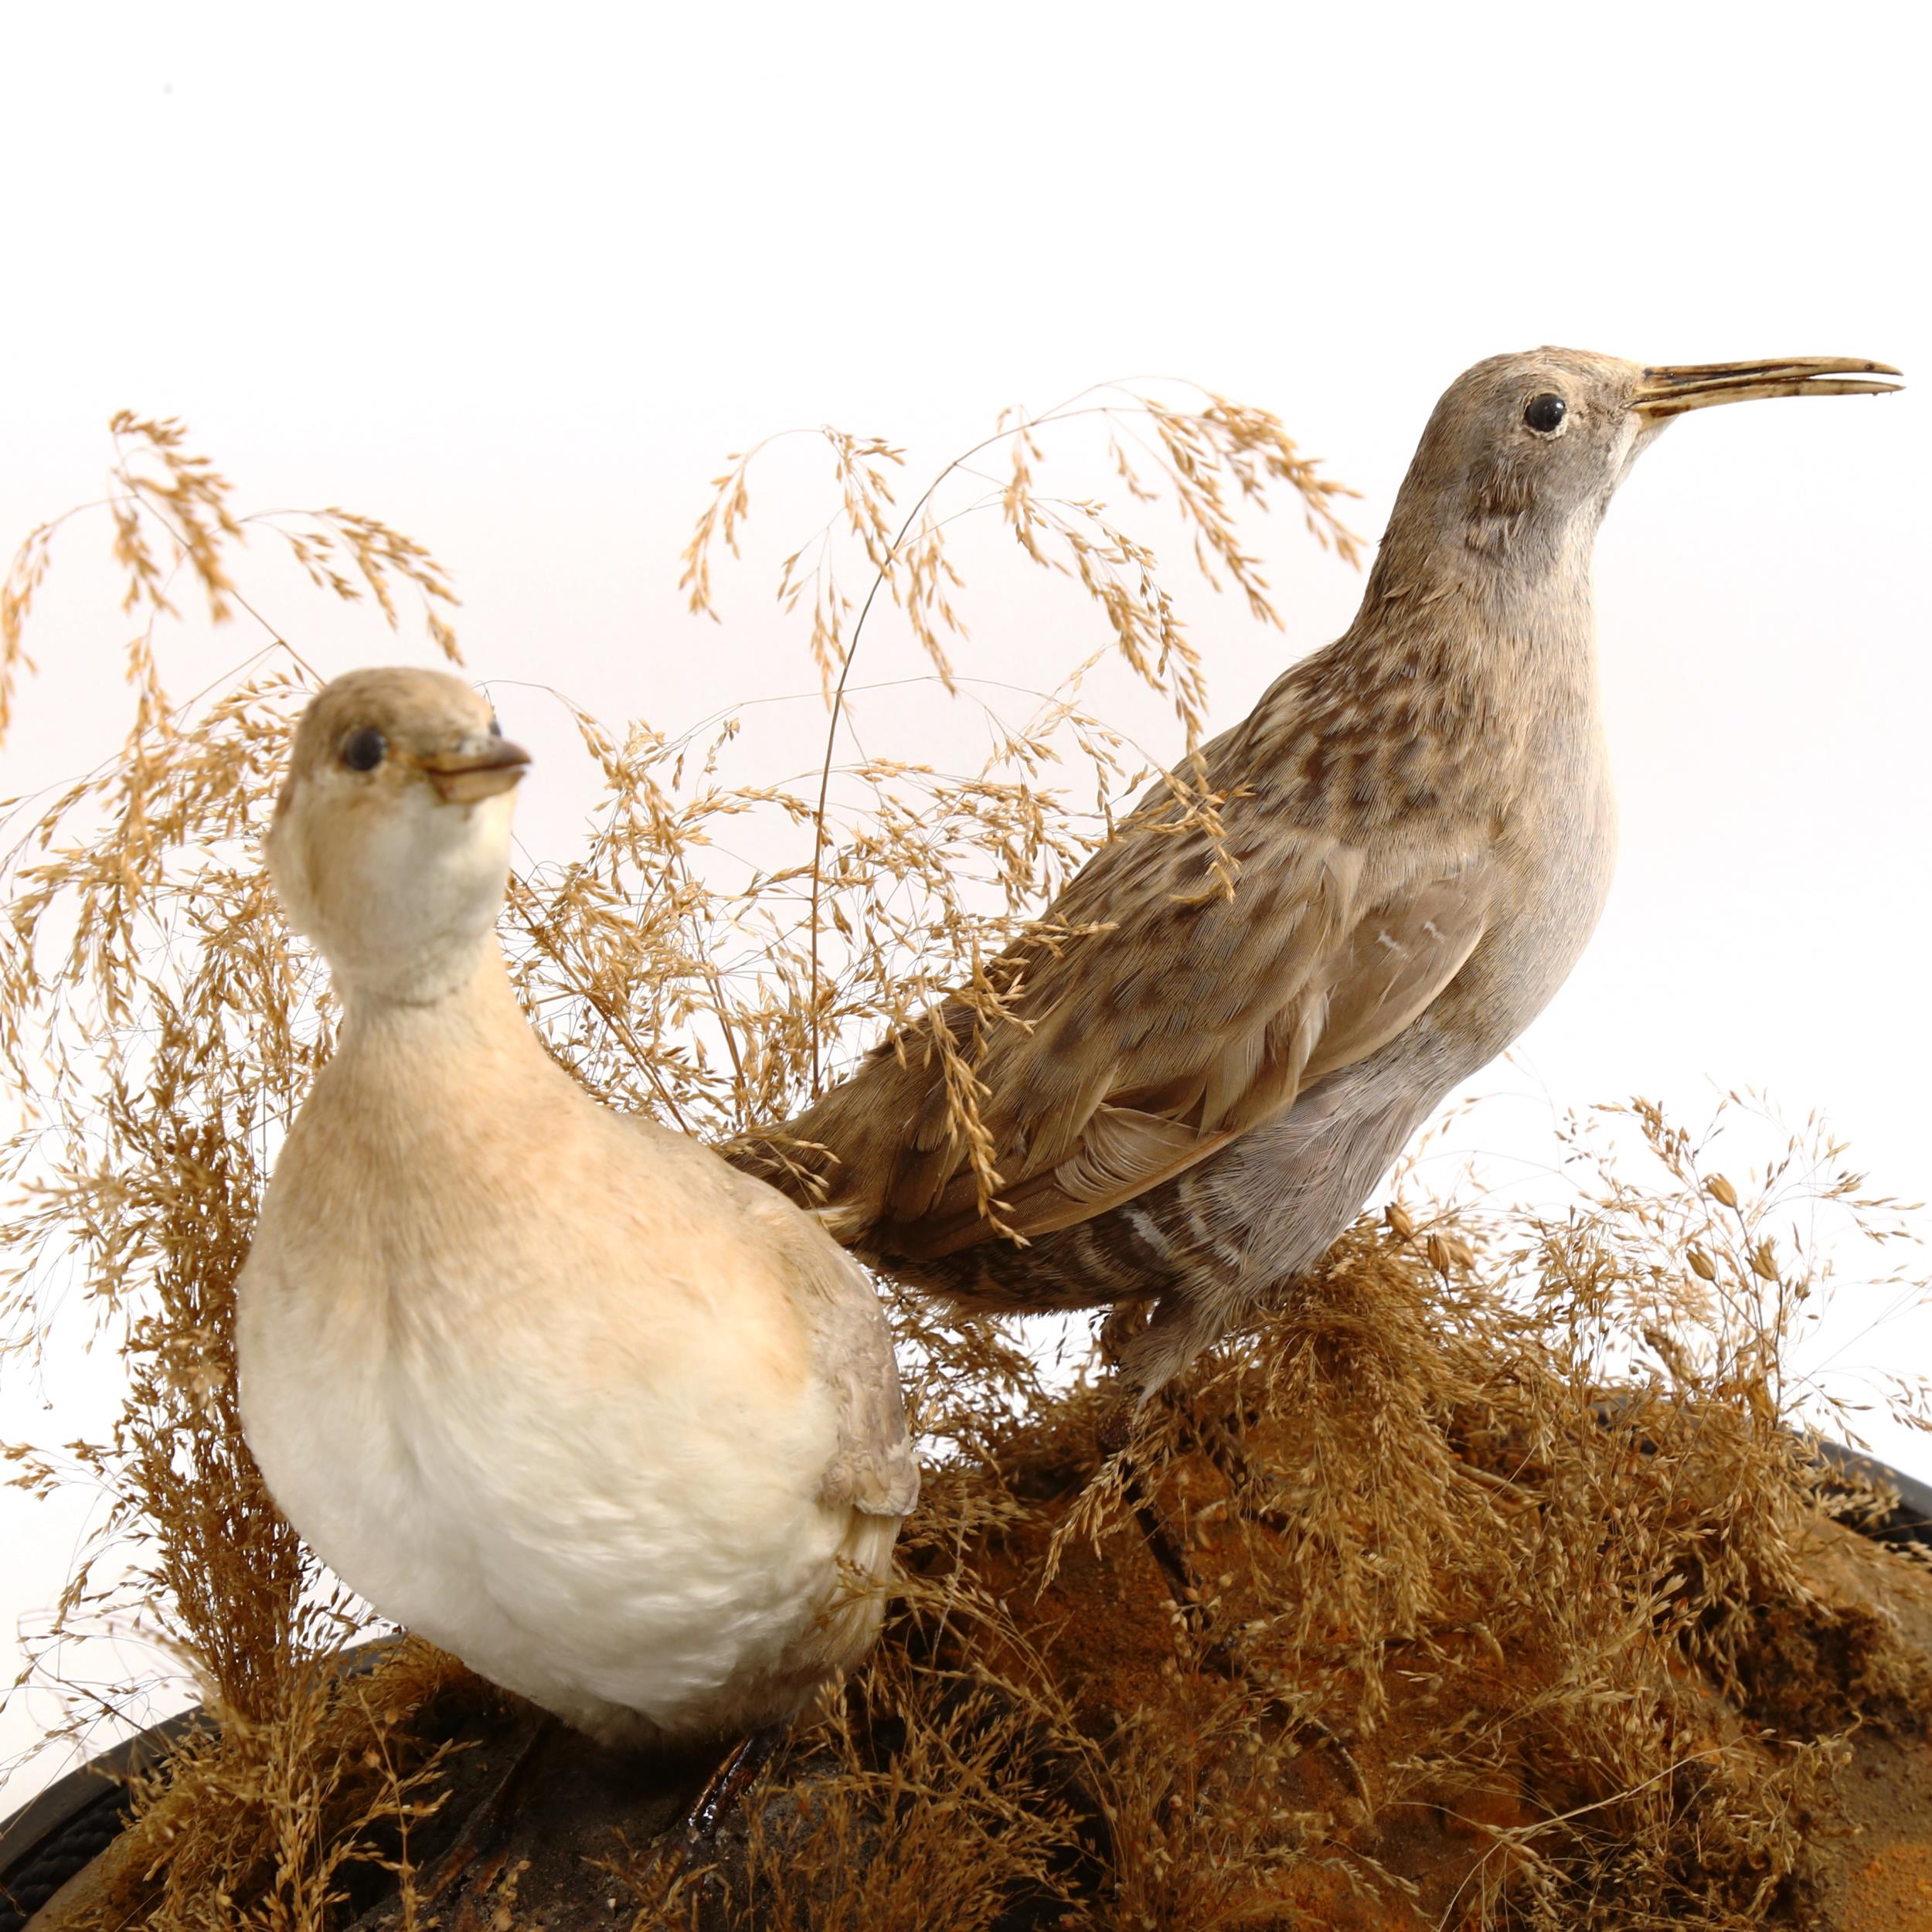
[411,736,532,804]
[1634,357,1902,418]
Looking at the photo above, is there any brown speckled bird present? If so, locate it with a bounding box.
[733,350,1900,1400]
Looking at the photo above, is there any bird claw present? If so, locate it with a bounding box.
[673,1722,790,1878]
[345,1713,553,1932]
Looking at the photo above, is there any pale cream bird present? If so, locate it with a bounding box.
[236,668,917,1780]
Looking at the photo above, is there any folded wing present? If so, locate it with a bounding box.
[772,1208,921,1518]
[868,839,1492,1262]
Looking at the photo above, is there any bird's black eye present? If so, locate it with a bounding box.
[488,714,503,737]
[342,726,388,772]
[1523,393,1568,435]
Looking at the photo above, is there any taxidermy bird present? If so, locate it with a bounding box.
[236,669,917,1822]
[732,350,1900,1401]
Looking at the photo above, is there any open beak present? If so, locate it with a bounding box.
[1634,357,1902,418]
[411,736,532,804]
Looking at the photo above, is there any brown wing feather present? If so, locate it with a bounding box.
[871,855,1491,1261]
[1303,878,1487,1084]
[890,1105,1219,1261]
[880,836,1362,1220]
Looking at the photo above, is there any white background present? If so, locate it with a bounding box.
[2,0,1927,1807]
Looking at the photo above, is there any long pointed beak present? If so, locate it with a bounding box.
[411,736,532,804]
[1634,357,1902,418]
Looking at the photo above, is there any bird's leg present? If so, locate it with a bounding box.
[1104,1295,1298,1536]
[682,1722,790,1848]
[1172,1438,1368,1801]
[1097,1388,1209,1634]
[1144,1444,1367,1799]
[1095,1347,1367,1803]
[378,1709,555,1931]
[1096,1302,1214,1628]
[1124,1461,1205,1618]
[1170,1400,1292,1535]
[644,1720,793,1906]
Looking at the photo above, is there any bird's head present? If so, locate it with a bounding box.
[267,667,530,1002]
[1390,348,1900,580]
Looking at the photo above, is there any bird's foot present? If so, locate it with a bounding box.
[682,1723,789,1848]
[1095,1393,1214,1638]
[357,1709,554,1932]
[1100,1389,1366,1801]
[1189,1621,1368,1801]
[642,1722,792,1906]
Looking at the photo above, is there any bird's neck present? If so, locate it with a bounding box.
[334,941,546,1083]
[1352,515,1603,725]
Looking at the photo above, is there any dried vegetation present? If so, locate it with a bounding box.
[0,395,1926,1930]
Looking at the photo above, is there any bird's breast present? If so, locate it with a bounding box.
[1437,738,1616,1062]
[232,1064,861,1733]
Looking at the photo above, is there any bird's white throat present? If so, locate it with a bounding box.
[270,780,519,1008]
